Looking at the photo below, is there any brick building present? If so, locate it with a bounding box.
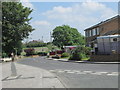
[84,15,119,48]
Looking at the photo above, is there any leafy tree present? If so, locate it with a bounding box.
[52,25,85,48]
[2,2,34,55]
[69,46,92,61]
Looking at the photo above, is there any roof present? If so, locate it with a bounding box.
[84,15,120,31]
[84,23,100,31]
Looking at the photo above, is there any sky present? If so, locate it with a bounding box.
[21,0,118,42]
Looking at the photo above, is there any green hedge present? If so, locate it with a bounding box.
[61,52,70,58]
[24,48,35,56]
[37,52,47,56]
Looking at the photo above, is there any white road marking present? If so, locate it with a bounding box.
[83,71,93,73]
[98,72,108,74]
[107,73,119,76]
[67,71,75,74]
[49,69,118,76]
[58,71,65,73]
[76,72,87,74]
[91,72,102,75]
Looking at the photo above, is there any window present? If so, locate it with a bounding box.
[93,29,96,36]
[87,31,90,37]
[96,28,99,35]
[89,30,91,36]
[91,30,93,36]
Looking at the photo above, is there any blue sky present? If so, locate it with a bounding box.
[21,1,118,42]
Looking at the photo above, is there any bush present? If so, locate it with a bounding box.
[37,52,47,56]
[32,52,38,55]
[2,52,8,58]
[69,52,82,60]
[69,46,91,60]
[80,53,87,59]
[61,52,70,58]
[82,47,92,55]
[52,55,60,59]
[24,48,35,56]
[69,46,82,60]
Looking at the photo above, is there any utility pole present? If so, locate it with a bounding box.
[50,31,52,42]
[42,36,43,42]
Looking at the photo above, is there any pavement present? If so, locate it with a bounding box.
[1,62,65,88]
[47,58,120,64]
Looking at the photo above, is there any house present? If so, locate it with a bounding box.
[84,15,119,48]
[84,15,120,61]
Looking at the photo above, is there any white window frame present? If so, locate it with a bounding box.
[93,29,96,36]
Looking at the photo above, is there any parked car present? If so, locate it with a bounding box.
[1,58,12,62]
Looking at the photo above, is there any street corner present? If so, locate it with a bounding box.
[2,62,65,88]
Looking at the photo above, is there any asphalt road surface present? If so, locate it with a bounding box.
[17,57,119,88]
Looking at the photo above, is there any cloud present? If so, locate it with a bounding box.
[21,0,34,9]
[48,6,72,13]
[27,2,117,41]
[32,20,51,26]
[42,1,117,30]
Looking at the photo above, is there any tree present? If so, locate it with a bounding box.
[69,46,91,61]
[52,25,85,48]
[2,2,34,55]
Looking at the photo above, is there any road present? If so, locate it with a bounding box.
[17,57,119,88]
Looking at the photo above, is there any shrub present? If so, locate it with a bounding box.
[69,46,82,60]
[2,52,8,58]
[24,48,35,56]
[52,55,60,59]
[80,53,87,59]
[61,52,70,58]
[32,52,38,55]
[69,52,82,60]
[37,52,47,56]
[69,46,91,60]
[82,47,92,55]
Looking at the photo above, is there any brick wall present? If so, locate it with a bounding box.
[99,18,118,36]
[90,54,120,62]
